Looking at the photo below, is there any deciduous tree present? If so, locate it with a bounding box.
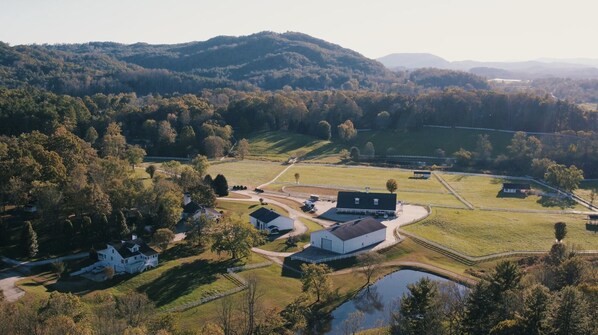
[386,179,398,193]
[300,263,332,303]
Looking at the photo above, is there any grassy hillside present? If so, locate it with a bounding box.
[247,128,514,162]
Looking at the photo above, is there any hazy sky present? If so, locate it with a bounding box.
[1,0,597,61]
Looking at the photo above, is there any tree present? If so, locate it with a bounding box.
[145,165,157,179]
[390,278,443,335]
[236,138,250,159]
[51,261,66,279]
[300,263,332,303]
[153,228,174,251]
[386,179,398,194]
[155,191,182,229]
[85,126,98,144]
[204,136,227,158]
[518,284,551,335]
[125,146,146,169]
[20,221,38,258]
[357,252,384,285]
[63,219,74,246]
[548,286,591,335]
[191,154,209,177]
[213,174,229,197]
[188,183,216,208]
[350,146,360,162]
[210,216,264,259]
[157,120,177,144]
[342,311,364,335]
[242,275,264,335]
[316,120,332,140]
[81,216,92,243]
[554,222,567,242]
[453,148,473,167]
[294,173,300,184]
[337,120,357,143]
[544,164,584,192]
[363,142,375,158]
[115,210,129,239]
[475,134,493,162]
[375,111,391,129]
[101,122,127,158]
[116,291,154,328]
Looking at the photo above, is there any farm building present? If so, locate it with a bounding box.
[310,217,387,254]
[336,191,397,216]
[249,207,294,231]
[502,183,531,194]
[413,170,432,179]
[96,235,158,274]
[182,193,222,221]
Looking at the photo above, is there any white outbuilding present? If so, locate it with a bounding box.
[310,217,387,254]
[249,207,294,232]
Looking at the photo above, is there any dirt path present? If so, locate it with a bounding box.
[257,163,294,189]
[0,267,26,302]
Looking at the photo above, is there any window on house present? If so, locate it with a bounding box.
[354,198,360,205]
[374,199,379,205]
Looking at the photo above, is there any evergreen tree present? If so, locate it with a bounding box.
[115,210,129,239]
[0,217,7,246]
[518,285,551,335]
[203,174,214,188]
[548,286,591,335]
[81,216,92,243]
[95,214,110,242]
[63,219,74,247]
[213,174,229,197]
[20,221,38,258]
[390,278,444,335]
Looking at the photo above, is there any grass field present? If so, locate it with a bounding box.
[403,208,596,256]
[176,263,303,330]
[246,128,514,163]
[207,160,287,187]
[575,180,598,205]
[259,217,324,252]
[441,173,586,211]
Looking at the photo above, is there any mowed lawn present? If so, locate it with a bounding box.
[403,208,597,256]
[278,164,447,193]
[440,173,586,211]
[207,160,287,187]
[247,128,514,162]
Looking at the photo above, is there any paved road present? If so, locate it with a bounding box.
[0,267,26,302]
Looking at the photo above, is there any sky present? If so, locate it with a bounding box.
[1,0,598,62]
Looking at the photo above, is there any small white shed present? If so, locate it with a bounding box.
[310,217,386,254]
[249,207,294,231]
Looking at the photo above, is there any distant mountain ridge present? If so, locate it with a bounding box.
[377,53,598,79]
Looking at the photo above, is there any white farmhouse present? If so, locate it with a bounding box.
[97,235,158,274]
[249,207,294,231]
[310,217,386,254]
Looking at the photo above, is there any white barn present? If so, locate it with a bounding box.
[249,207,294,231]
[310,217,387,254]
[97,236,158,274]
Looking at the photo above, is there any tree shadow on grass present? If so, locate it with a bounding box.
[160,243,205,262]
[496,191,527,199]
[138,258,237,307]
[537,196,577,209]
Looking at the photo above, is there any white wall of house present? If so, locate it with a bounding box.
[97,244,158,274]
[250,215,294,231]
[310,227,386,254]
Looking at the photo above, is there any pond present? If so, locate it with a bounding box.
[324,269,466,334]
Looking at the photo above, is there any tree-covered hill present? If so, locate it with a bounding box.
[3,31,399,93]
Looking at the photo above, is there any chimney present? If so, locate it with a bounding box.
[183,193,191,205]
[131,234,137,241]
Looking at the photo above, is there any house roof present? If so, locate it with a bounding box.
[336,191,397,211]
[109,238,158,258]
[589,214,598,220]
[183,201,201,214]
[327,217,386,241]
[250,207,282,223]
[502,183,531,190]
